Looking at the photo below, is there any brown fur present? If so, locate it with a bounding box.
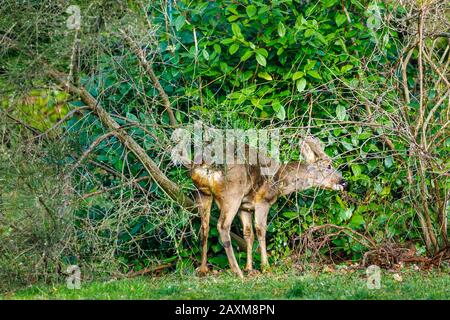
[191,136,347,277]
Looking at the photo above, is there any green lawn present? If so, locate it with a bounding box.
[3,269,450,300]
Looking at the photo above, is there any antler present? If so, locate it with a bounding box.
[300,136,331,163]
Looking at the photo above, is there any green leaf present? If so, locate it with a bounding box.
[221,38,234,45]
[282,211,298,219]
[256,53,267,67]
[278,22,286,38]
[335,13,347,27]
[336,105,346,121]
[292,71,304,81]
[240,50,254,61]
[126,112,138,122]
[340,64,353,73]
[251,98,263,110]
[272,100,282,112]
[304,60,317,71]
[255,48,268,58]
[213,44,221,53]
[202,49,209,61]
[275,105,286,121]
[339,208,353,222]
[231,23,242,37]
[258,72,272,81]
[174,15,186,31]
[307,70,322,79]
[246,5,257,17]
[384,155,394,168]
[296,78,307,92]
[227,6,239,15]
[229,43,239,55]
[350,213,365,228]
[304,29,315,37]
[351,164,362,176]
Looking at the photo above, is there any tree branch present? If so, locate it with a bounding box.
[120,29,178,127]
[44,68,247,251]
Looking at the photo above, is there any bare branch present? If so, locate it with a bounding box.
[119,29,178,127]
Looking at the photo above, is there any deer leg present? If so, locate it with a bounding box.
[254,202,270,271]
[239,210,254,272]
[196,191,212,275]
[217,196,244,278]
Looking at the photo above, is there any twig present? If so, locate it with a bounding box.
[119,29,178,127]
[125,262,174,278]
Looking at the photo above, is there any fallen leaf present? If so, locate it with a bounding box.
[393,273,403,282]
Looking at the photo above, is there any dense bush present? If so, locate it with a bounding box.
[0,0,448,289]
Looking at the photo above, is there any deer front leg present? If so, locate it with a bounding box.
[217,196,244,278]
[239,210,254,272]
[196,191,212,275]
[254,202,270,272]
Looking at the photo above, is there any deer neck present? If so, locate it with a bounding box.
[274,161,314,196]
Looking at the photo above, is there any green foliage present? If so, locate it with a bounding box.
[1,0,447,281]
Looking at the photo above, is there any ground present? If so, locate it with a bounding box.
[3,268,450,300]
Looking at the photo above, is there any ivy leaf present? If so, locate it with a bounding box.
[251,98,263,110]
[240,50,254,62]
[307,70,322,79]
[296,78,307,92]
[126,112,138,122]
[292,71,304,81]
[384,155,394,168]
[339,208,353,222]
[202,49,209,61]
[350,213,365,228]
[336,104,346,120]
[272,100,282,112]
[351,164,362,176]
[304,29,315,37]
[174,15,186,31]
[304,60,317,71]
[276,105,286,121]
[282,211,298,219]
[272,100,285,120]
[258,72,272,81]
[231,23,242,37]
[340,64,353,73]
[256,52,267,67]
[278,22,286,38]
[246,5,257,17]
[335,13,347,27]
[229,43,239,55]
[255,48,268,57]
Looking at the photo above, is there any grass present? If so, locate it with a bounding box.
[3,268,450,300]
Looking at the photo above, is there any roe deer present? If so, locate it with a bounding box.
[190,136,347,278]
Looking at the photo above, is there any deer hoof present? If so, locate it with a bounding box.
[244,269,260,276]
[196,266,209,276]
[261,265,271,274]
[232,268,244,279]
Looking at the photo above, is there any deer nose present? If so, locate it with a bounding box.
[340,179,348,190]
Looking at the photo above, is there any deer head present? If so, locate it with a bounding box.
[278,136,347,195]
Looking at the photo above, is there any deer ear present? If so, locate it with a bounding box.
[304,136,331,162]
[300,139,316,163]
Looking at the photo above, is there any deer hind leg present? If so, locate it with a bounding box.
[196,191,213,275]
[216,195,244,278]
[254,202,270,272]
[239,210,254,272]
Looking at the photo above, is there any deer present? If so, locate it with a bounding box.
[190,135,347,278]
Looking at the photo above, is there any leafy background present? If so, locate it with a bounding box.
[0,0,448,290]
